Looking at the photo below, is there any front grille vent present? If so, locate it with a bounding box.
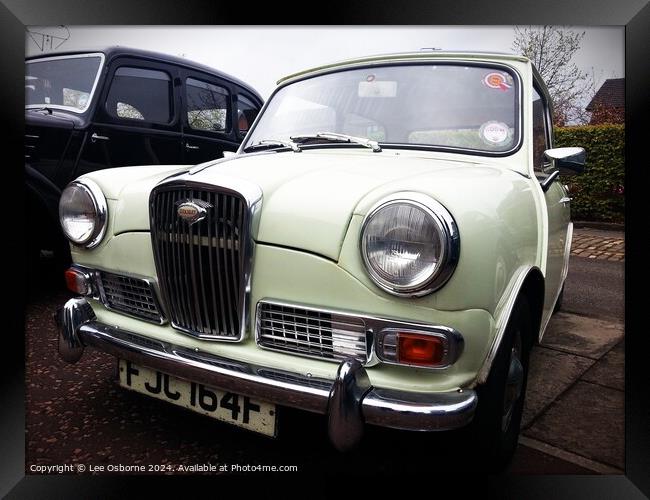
[97,271,163,323]
[150,185,248,340]
[256,302,369,363]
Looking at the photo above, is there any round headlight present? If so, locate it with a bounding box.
[360,194,459,296]
[59,179,107,248]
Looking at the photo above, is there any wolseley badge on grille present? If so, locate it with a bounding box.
[176,200,211,224]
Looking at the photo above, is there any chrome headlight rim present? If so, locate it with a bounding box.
[360,193,460,297]
[59,179,108,249]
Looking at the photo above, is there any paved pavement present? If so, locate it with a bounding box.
[509,226,625,474]
[24,226,625,475]
[512,314,625,474]
[571,227,625,261]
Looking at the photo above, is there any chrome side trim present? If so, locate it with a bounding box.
[56,298,477,442]
[538,222,573,342]
[359,192,460,297]
[474,266,534,385]
[561,222,573,287]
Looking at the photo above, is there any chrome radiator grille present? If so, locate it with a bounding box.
[97,271,163,323]
[150,184,247,340]
[256,302,369,363]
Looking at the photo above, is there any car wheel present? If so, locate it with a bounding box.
[469,297,532,472]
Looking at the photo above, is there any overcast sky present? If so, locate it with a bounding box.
[26,26,624,100]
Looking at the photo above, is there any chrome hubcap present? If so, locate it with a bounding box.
[502,330,523,433]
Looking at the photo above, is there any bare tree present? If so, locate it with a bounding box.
[512,26,593,125]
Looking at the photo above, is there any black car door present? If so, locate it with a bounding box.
[76,57,183,179]
[181,71,241,165]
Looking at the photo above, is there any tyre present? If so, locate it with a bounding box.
[553,284,564,314]
[469,297,532,472]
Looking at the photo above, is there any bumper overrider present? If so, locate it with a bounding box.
[57,297,478,451]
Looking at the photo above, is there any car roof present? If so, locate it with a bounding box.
[277,50,531,85]
[26,46,263,103]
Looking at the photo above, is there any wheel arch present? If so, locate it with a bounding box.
[473,266,544,386]
[517,268,545,351]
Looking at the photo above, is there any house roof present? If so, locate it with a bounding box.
[586,78,625,111]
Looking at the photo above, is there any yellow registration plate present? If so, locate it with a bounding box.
[118,360,277,437]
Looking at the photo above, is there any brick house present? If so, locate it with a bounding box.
[586,78,624,125]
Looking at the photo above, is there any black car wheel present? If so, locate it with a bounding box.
[469,297,532,472]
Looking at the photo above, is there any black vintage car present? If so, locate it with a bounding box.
[25,46,263,275]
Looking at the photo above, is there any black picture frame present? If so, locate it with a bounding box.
[2,1,647,497]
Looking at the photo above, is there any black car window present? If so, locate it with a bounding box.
[25,55,102,112]
[106,67,172,123]
[237,94,260,138]
[186,78,230,133]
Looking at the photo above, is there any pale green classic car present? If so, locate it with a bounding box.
[57,51,585,468]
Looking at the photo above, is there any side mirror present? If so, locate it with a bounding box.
[222,151,237,159]
[543,147,586,175]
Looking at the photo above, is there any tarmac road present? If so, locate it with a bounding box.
[563,256,624,322]
[24,253,624,476]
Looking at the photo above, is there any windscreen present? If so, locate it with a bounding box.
[246,63,520,154]
[25,55,103,112]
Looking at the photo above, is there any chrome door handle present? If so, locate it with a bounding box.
[559,196,572,204]
[91,133,110,142]
[185,142,199,150]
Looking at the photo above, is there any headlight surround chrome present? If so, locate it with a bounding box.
[360,193,460,297]
[59,179,108,249]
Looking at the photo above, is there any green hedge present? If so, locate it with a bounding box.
[554,124,624,223]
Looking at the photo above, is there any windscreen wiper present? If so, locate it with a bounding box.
[243,138,301,153]
[290,132,382,152]
[27,106,53,115]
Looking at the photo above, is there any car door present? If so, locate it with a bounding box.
[533,84,571,320]
[75,57,183,179]
[181,72,241,164]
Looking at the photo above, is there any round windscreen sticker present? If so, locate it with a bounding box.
[483,72,512,91]
[480,121,510,144]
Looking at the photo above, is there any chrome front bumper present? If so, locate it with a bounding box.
[57,297,478,451]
